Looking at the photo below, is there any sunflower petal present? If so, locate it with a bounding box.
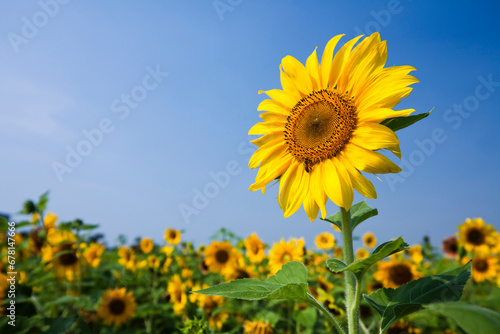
[321,159,345,209]
[332,158,354,211]
[340,154,377,199]
[310,166,328,218]
[258,89,297,109]
[257,99,290,115]
[320,34,344,88]
[303,192,320,222]
[282,55,313,95]
[357,108,414,124]
[329,35,364,90]
[344,144,401,174]
[351,123,399,150]
[284,165,310,217]
[306,47,320,90]
[248,121,284,135]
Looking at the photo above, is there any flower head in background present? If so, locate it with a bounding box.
[164,228,181,245]
[363,232,377,248]
[315,232,335,250]
[248,32,417,220]
[97,288,137,327]
[457,218,497,256]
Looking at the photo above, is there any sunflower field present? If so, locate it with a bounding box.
[1,192,499,334]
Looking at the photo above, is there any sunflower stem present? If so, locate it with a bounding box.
[341,207,359,334]
[306,292,345,334]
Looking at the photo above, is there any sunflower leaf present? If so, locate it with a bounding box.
[363,261,471,334]
[381,109,432,132]
[425,302,500,334]
[326,237,408,281]
[192,261,309,301]
[321,201,377,232]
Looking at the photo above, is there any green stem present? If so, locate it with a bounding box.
[341,207,359,334]
[306,292,345,334]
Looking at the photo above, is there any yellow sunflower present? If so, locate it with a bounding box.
[406,244,424,264]
[167,274,188,314]
[356,248,369,259]
[457,218,497,256]
[83,243,105,268]
[269,239,304,274]
[315,232,335,250]
[42,229,80,281]
[191,283,226,312]
[164,228,181,245]
[442,235,459,259]
[204,241,241,274]
[147,255,160,269]
[248,32,418,220]
[118,246,136,270]
[363,232,377,248]
[387,321,421,334]
[244,233,266,264]
[243,320,274,334]
[374,259,422,289]
[208,311,229,331]
[469,255,499,283]
[225,257,257,281]
[43,212,58,230]
[140,237,154,254]
[97,288,137,327]
[333,246,343,259]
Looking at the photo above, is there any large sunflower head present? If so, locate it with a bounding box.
[457,218,497,256]
[373,259,422,289]
[248,32,418,220]
[468,255,499,283]
[97,288,137,327]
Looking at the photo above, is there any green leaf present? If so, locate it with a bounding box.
[41,317,76,334]
[293,306,317,328]
[193,261,309,301]
[0,217,8,231]
[321,201,378,232]
[14,221,31,229]
[381,109,432,132]
[363,261,471,333]
[326,237,409,281]
[44,295,79,307]
[425,302,500,334]
[37,191,50,212]
[79,224,99,230]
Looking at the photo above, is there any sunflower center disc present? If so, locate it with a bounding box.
[109,298,126,315]
[474,259,488,272]
[59,243,78,266]
[389,264,413,286]
[284,89,357,172]
[215,250,229,264]
[467,228,485,245]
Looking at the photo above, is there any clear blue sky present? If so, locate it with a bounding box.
[1,0,499,250]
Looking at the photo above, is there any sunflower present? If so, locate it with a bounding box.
[83,243,105,268]
[406,244,423,264]
[269,239,304,274]
[43,212,58,230]
[147,255,160,269]
[208,311,229,331]
[363,232,377,248]
[42,229,80,281]
[457,218,497,256]
[167,274,188,314]
[164,228,181,245]
[191,283,226,312]
[333,246,343,259]
[356,248,369,259]
[442,235,459,259]
[204,241,241,274]
[225,258,257,281]
[387,321,421,334]
[248,32,418,220]
[244,233,266,263]
[469,255,499,283]
[374,259,422,289]
[315,232,335,250]
[118,246,136,270]
[97,288,137,327]
[243,320,274,334]
[140,237,154,254]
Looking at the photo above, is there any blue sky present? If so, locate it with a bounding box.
[1,0,499,250]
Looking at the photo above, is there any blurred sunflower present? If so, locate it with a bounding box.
[333,246,343,259]
[97,288,137,327]
[363,232,377,248]
[387,320,421,334]
[406,244,423,264]
[118,246,136,270]
[208,311,229,331]
[319,289,345,318]
[244,233,266,264]
[167,274,187,314]
[43,212,58,230]
[83,243,105,268]
[147,255,161,269]
[356,248,369,259]
[140,237,154,254]
[374,259,422,288]
[315,232,335,250]
[442,235,459,259]
[164,228,181,245]
[457,218,497,256]
[468,255,499,283]
[269,239,304,274]
[204,241,241,274]
[248,32,417,220]
[42,230,80,281]
[225,258,257,281]
[191,283,226,312]
[243,320,274,334]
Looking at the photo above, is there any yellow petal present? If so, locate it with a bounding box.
[320,34,344,88]
[282,55,313,95]
[250,131,282,147]
[258,89,297,109]
[329,35,364,90]
[249,154,293,191]
[284,165,310,217]
[310,165,328,218]
[343,144,401,174]
[386,144,401,159]
[340,154,377,199]
[257,99,290,115]
[357,108,414,124]
[303,192,320,222]
[278,163,299,211]
[321,159,345,209]
[280,64,302,101]
[259,111,287,123]
[248,121,284,135]
[332,158,353,211]
[306,47,320,91]
[350,123,399,150]
[248,139,284,169]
